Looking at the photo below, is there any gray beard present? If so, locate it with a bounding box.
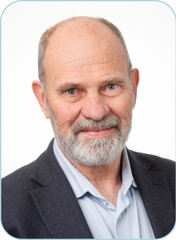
[50,115,132,166]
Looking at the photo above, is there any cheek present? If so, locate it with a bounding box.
[52,102,81,129]
[46,89,82,130]
[110,95,133,124]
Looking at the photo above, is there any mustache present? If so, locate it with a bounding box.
[72,116,121,134]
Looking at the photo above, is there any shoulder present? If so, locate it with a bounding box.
[2,160,38,196]
[2,139,55,194]
[127,148,175,172]
[2,139,56,201]
[2,160,39,236]
[1,140,56,238]
[127,148,175,194]
[2,159,41,218]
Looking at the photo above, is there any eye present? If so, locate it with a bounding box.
[107,84,117,90]
[67,88,76,95]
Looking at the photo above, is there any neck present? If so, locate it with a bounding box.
[63,149,123,206]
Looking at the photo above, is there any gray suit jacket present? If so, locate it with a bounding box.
[2,139,175,238]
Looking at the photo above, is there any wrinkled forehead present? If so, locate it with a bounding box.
[43,18,128,76]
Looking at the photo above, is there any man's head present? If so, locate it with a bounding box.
[32,16,139,166]
[38,17,133,89]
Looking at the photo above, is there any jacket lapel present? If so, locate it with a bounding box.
[127,149,175,238]
[30,140,174,238]
[30,139,93,238]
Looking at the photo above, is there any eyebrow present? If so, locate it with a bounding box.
[100,78,127,86]
[56,77,127,93]
[56,83,80,93]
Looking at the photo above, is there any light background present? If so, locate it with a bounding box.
[1,0,175,238]
[1,1,175,177]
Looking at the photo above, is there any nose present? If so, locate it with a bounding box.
[81,92,110,121]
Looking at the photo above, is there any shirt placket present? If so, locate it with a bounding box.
[115,188,130,238]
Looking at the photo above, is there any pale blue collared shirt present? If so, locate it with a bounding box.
[53,139,155,239]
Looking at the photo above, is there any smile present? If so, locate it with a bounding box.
[80,127,114,137]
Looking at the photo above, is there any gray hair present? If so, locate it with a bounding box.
[38,17,133,88]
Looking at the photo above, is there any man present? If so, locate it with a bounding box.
[2,17,175,239]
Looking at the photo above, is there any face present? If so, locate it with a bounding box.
[33,20,139,166]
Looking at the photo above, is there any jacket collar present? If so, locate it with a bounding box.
[30,139,174,238]
[30,139,93,238]
[127,148,175,238]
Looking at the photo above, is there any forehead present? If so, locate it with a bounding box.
[43,19,129,81]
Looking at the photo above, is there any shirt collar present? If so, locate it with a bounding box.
[121,148,137,197]
[53,139,102,199]
[53,139,137,199]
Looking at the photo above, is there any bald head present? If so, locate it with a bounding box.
[38,17,132,88]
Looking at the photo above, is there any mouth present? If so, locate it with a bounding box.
[79,127,115,137]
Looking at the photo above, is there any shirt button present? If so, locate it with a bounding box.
[118,214,122,220]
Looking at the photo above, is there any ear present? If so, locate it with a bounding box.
[131,68,140,108]
[32,81,49,119]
